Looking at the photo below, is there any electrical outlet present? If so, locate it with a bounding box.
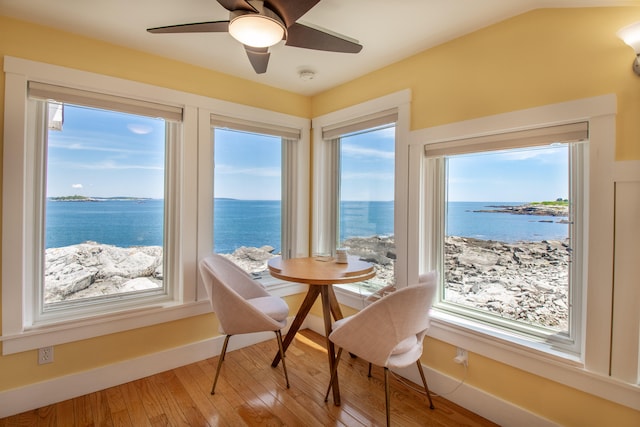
[453,347,468,367]
[38,346,54,365]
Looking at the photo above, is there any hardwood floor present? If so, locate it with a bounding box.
[1,329,497,426]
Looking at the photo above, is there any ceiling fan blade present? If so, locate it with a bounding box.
[147,21,229,34]
[244,45,270,74]
[266,0,321,28]
[216,0,257,13]
[285,23,362,53]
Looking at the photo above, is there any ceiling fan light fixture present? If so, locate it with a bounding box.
[229,11,285,48]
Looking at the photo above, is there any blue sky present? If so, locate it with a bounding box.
[47,104,568,202]
[339,126,395,202]
[47,104,165,198]
[447,146,568,202]
[214,129,282,200]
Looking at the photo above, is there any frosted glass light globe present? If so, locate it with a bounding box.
[229,14,285,48]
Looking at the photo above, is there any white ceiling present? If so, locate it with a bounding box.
[0,0,630,95]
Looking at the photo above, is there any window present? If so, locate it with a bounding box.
[312,91,411,299]
[335,124,396,293]
[423,123,587,354]
[2,57,201,355]
[25,83,182,324]
[212,127,283,275]
[3,57,310,354]
[208,114,303,276]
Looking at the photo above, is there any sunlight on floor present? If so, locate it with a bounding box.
[294,331,328,353]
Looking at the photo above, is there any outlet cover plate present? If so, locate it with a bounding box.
[38,346,54,364]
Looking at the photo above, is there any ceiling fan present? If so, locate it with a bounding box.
[147,0,363,74]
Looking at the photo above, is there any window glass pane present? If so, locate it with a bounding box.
[45,103,166,307]
[443,145,571,333]
[213,128,281,275]
[339,124,395,292]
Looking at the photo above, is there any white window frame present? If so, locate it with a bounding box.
[26,85,183,324]
[311,90,411,307]
[2,56,309,354]
[423,126,587,356]
[196,103,310,291]
[409,94,640,407]
[208,115,305,262]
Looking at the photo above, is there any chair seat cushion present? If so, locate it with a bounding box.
[247,296,289,322]
[391,335,418,355]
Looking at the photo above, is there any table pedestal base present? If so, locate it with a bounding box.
[272,285,343,405]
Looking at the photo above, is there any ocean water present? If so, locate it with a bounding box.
[46,199,164,249]
[45,200,569,251]
[446,201,569,242]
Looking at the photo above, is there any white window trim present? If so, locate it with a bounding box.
[206,114,308,261]
[409,94,640,409]
[311,90,411,289]
[196,107,310,270]
[2,56,309,355]
[424,136,586,356]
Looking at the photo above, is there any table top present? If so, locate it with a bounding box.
[267,255,376,285]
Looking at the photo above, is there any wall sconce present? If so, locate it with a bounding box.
[617,21,640,76]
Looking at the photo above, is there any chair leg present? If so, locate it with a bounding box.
[384,367,391,427]
[324,347,343,402]
[211,334,231,395]
[275,330,290,389]
[416,360,435,410]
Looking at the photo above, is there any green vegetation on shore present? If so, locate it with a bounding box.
[51,195,91,201]
[530,199,568,207]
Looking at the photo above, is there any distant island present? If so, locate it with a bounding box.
[50,195,151,202]
[474,199,569,217]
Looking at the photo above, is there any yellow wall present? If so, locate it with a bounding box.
[0,14,310,391]
[2,6,640,426]
[310,7,640,426]
[0,16,311,118]
[312,7,640,161]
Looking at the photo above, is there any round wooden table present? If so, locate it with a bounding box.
[268,255,375,405]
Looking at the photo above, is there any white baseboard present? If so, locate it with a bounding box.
[304,314,557,427]
[0,318,299,418]
[2,315,552,426]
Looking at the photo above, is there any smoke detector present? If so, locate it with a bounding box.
[299,70,316,81]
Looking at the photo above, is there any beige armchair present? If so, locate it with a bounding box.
[325,272,438,426]
[199,254,290,394]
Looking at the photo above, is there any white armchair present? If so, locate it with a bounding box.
[325,272,438,426]
[199,254,290,394]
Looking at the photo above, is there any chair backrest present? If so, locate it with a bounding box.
[329,272,438,367]
[199,254,281,335]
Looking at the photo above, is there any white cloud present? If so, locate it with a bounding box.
[342,144,394,160]
[72,183,83,189]
[127,124,153,135]
[216,164,281,177]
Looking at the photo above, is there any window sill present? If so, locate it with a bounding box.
[260,276,308,297]
[2,276,308,356]
[429,308,582,367]
[1,300,211,355]
[429,309,640,411]
[331,285,640,410]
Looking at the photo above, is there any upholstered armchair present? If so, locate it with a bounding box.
[199,254,290,394]
[325,272,438,426]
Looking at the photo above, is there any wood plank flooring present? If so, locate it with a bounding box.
[0,329,498,426]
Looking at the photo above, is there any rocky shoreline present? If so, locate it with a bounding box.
[45,236,569,331]
[44,242,163,303]
[222,235,569,330]
[443,236,569,330]
[475,202,569,219]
